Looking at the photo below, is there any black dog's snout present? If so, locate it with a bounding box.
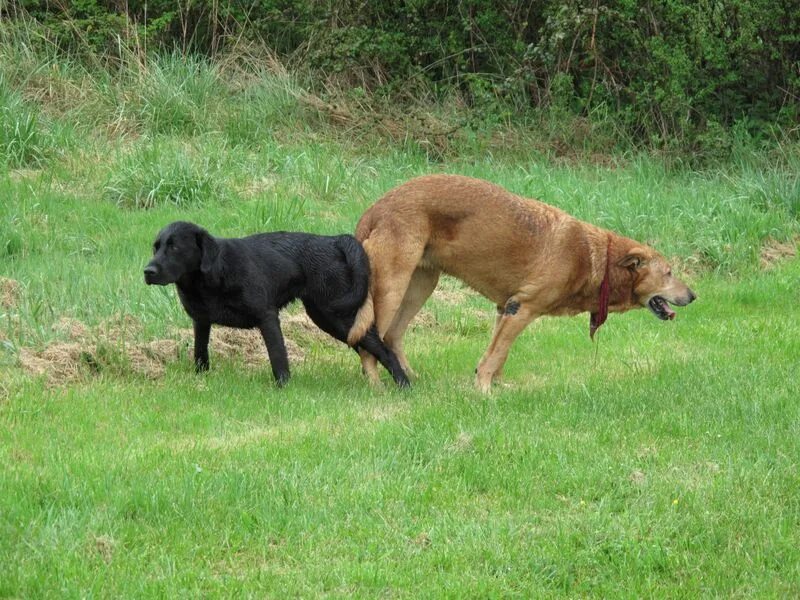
[144,265,158,277]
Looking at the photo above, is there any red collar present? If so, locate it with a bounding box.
[589,239,612,340]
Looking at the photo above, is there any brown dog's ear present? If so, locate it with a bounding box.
[198,231,223,286]
[618,248,647,270]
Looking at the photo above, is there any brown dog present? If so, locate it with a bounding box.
[350,174,696,392]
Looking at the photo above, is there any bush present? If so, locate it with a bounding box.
[3,0,799,154]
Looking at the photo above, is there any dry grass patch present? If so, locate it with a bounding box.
[15,312,325,386]
[18,343,95,386]
[1,277,21,308]
[760,236,798,269]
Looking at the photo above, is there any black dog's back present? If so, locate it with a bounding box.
[288,234,370,316]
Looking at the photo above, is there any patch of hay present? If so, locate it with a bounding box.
[16,310,325,386]
[239,175,278,199]
[432,288,466,305]
[669,254,705,280]
[101,313,144,340]
[127,339,183,379]
[629,470,646,486]
[19,343,93,386]
[413,309,438,329]
[1,277,21,309]
[210,327,305,366]
[282,311,336,346]
[51,317,91,341]
[760,236,798,269]
[364,402,409,423]
[92,535,116,564]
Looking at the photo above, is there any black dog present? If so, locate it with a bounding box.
[143,221,409,388]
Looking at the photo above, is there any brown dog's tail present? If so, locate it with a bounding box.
[347,219,377,346]
[347,291,374,346]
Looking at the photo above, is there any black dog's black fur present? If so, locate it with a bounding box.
[144,221,409,388]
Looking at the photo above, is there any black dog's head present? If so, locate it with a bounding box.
[144,221,221,286]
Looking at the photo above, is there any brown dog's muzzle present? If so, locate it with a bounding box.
[648,288,696,320]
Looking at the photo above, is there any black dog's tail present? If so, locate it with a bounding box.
[327,236,372,332]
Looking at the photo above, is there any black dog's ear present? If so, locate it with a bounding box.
[198,231,223,286]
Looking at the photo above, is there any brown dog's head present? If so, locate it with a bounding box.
[618,247,696,320]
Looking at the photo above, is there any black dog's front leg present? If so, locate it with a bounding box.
[259,311,290,386]
[193,319,211,372]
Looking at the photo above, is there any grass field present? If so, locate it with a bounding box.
[2,47,800,597]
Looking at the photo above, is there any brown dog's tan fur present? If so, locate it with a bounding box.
[352,174,696,392]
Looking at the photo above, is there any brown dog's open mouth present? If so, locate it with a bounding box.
[648,296,676,320]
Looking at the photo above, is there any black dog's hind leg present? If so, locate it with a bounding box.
[193,319,211,372]
[302,301,348,340]
[303,301,409,389]
[356,326,411,388]
[259,311,291,386]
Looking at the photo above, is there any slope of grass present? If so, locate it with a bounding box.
[2,259,799,596]
[1,38,800,598]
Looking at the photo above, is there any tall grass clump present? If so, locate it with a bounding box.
[105,140,228,209]
[736,168,800,219]
[221,70,305,148]
[0,75,45,168]
[130,52,221,136]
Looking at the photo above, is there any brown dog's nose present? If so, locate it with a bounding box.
[687,289,697,303]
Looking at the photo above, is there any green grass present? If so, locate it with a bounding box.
[2,261,799,596]
[0,74,46,168]
[2,40,800,597]
[105,139,230,209]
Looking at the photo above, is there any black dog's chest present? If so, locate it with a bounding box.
[178,287,259,328]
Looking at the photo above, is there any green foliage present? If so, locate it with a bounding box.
[4,0,797,152]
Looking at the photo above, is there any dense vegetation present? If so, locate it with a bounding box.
[4,0,799,156]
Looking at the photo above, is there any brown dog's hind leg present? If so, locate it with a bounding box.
[358,233,426,384]
[359,348,382,386]
[384,266,440,376]
[475,299,537,393]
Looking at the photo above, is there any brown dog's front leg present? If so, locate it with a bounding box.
[475,299,536,393]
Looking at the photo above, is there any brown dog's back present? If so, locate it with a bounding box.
[356,174,605,308]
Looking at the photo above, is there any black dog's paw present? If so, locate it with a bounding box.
[195,359,209,373]
[275,372,291,388]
